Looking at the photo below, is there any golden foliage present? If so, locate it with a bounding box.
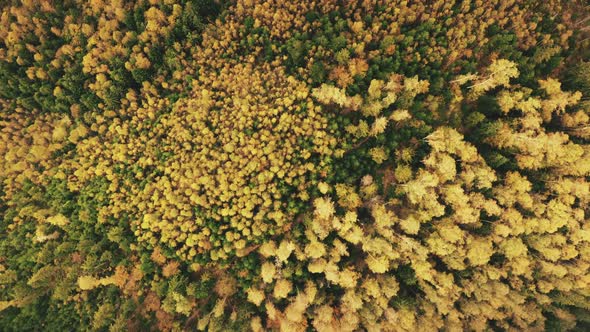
[0,0,587,330]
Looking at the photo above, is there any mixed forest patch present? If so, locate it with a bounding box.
[1,0,590,331]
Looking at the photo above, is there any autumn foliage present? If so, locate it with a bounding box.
[1,0,589,331]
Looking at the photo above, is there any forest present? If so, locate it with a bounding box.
[0,0,589,331]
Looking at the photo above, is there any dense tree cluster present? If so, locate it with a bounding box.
[1,0,589,331]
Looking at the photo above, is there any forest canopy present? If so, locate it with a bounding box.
[1,0,590,331]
